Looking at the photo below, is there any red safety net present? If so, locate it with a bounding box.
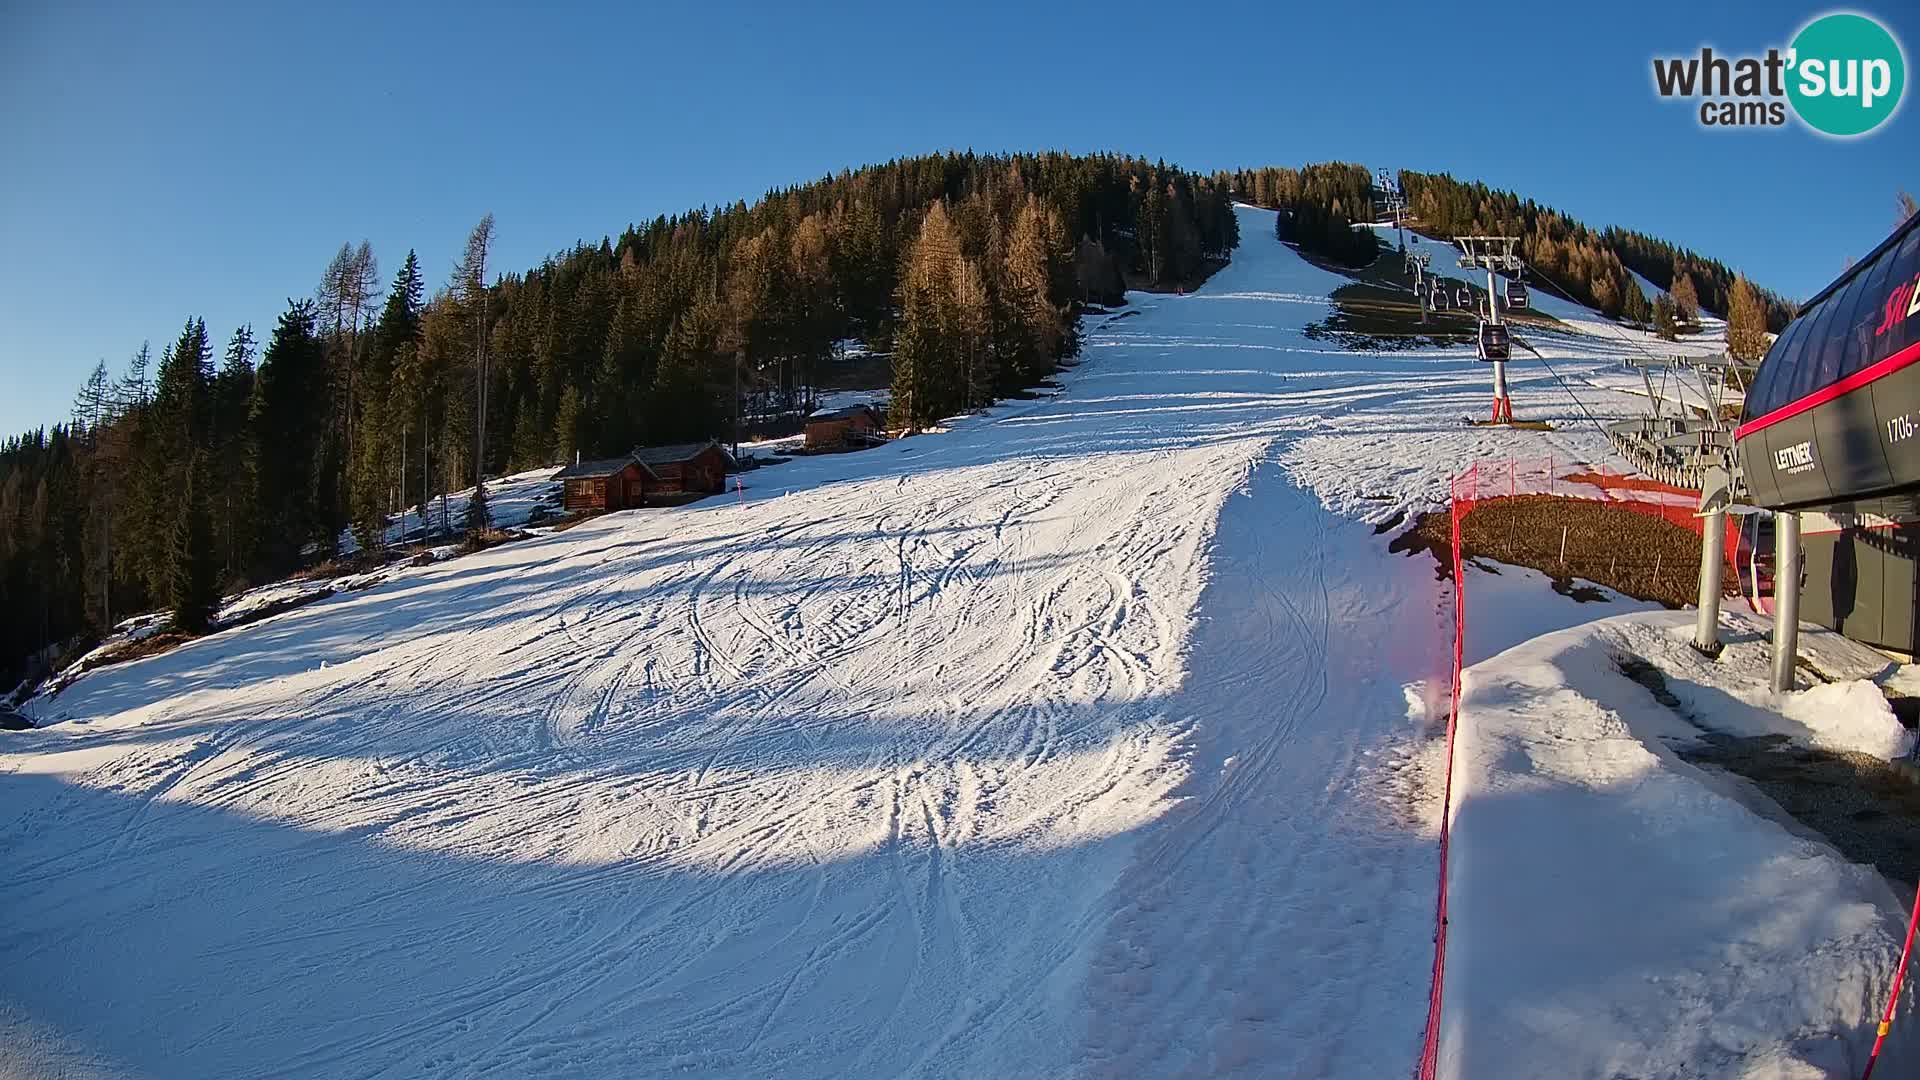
[1448,457,1743,565]
[1415,455,1746,1080]
[1414,469,1470,1080]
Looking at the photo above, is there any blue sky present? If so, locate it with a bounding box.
[1,0,1912,435]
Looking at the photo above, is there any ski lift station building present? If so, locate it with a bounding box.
[1735,213,1920,654]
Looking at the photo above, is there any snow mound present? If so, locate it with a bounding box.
[1606,610,1915,761]
[1783,680,1915,761]
[1444,608,1918,1078]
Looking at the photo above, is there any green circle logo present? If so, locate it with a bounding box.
[1787,12,1905,136]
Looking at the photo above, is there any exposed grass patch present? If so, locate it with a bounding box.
[1396,495,1733,608]
[459,527,529,554]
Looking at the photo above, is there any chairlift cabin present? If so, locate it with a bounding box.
[1734,211,1920,653]
[1454,286,1472,308]
[1476,321,1512,362]
[1430,285,1449,310]
[1505,279,1529,309]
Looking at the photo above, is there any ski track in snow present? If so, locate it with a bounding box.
[1,207,1729,1078]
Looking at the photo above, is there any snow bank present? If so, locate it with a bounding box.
[1782,680,1915,762]
[1597,609,1915,761]
[1442,608,1918,1079]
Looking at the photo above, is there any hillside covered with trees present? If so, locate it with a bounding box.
[1226,164,1795,334]
[1397,171,1797,330]
[0,152,1238,688]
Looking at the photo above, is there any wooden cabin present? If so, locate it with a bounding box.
[555,456,648,512]
[553,442,733,512]
[633,441,732,499]
[804,405,886,449]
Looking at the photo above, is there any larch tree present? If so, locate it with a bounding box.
[787,214,837,415]
[1669,271,1701,324]
[891,203,989,427]
[1005,195,1062,386]
[1725,276,1770,363]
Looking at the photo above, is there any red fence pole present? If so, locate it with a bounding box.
[1418,473,1470,1080]
[1862,878,1920,1079]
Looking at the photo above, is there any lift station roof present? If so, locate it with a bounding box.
[1737,214,1920,509]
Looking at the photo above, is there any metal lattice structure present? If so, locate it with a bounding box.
[1603,353,1754,491]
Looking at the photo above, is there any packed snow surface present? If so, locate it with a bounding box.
[5,206,1910,1078]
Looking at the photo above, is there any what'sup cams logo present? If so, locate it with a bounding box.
[1652,11,1905,136]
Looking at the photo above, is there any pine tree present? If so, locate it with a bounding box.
[212,325,257,580]
[251,301,330,575]
[148,319,219,629]
[454,216,496,533]
[1620,280,1652,325]
[349,253,426,551]
[1726,275,1769,363]
[552,385,584,464]
[166,456,218,633]
[1653,294,1679,341]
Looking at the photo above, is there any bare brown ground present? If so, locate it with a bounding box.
[1393,494,1734,608]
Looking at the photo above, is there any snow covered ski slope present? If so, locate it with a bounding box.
[0,206,1885,1078]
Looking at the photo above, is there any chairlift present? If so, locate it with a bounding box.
[1505,278,1530,310]
[1429,285,1449,310]
[1476,321,1512,362]
[1454,286,1472,308]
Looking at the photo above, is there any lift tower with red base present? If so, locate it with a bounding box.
[1454,235,1524,423]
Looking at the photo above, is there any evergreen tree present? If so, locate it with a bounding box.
[1620,280,1652,325]
[349,253,426,550]
[212,325,257,580]
[166,458,218,633]
[552,384,584,464]
[251,301,330,575]
[454,216,496,533]
[149,319,219,630]
[1653,294,1679,341]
